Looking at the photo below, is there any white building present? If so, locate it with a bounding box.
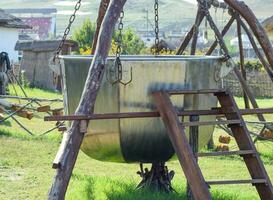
[0,9,30,62]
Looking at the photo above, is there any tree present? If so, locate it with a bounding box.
[72,19,96,53]
[72,19,145,55]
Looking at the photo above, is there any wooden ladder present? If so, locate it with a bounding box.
[153,89,273,200]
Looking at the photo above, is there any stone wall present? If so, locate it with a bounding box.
[223,71,273,98]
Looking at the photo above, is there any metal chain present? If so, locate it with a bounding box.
[53,0,82,61]
[115,10,124,81]
[116,10,124,59]
[154,0,159,55]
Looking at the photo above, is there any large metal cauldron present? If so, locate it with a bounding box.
[60,55,224,163]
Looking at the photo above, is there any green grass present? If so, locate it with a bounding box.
[0,85,63,140]
[0,86,273,200]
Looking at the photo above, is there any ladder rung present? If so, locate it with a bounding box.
[197,150,256,157]
[207,179,267,185]
[167,89,227,95]
[181,119,241,127]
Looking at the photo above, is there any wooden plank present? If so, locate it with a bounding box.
[181,119,241,127]
[197,150,255,157]
[153,91,212,200]
[91,0,110,54]
[207,179,267,185]
[237,17,250,109]
[168,89,226,95]
[187,115,200,200]
[44,107,273,122]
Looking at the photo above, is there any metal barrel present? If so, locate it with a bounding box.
[60,55,224,163]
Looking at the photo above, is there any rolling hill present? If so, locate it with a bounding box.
[0,0,273,34]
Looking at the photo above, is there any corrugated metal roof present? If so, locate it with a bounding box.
[0,9,31,29]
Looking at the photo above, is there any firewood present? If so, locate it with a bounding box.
[11,104,21,112]
[261,130,273,140]
[17,110,34,120]
[52,109,63,116]
[219,135,231,144]
[37,105,51,112]
[216,144,229,152]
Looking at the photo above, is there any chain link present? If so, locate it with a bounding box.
[53,0,82,61]
[115,10,124,81]
[154,0,159,55]
[116,10,124,59]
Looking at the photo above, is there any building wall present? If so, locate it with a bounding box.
[0,27,19,62]
[20,51,56,90]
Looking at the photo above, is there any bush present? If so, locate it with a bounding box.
[243,60,264,72]
[72,19,96,53]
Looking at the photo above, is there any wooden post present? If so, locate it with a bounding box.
[236,17,250,109]
[91,0,110,54]
[48,0,126,199]
[187,115,200,200]
[153,92,212,200]
[224,0,273,72]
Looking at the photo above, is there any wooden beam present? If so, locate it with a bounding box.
[44,108,273,122]
[48,0,126,199]
[187,115,200,200]
[91,0,110,54]
[207,179,267,185]
[153,91,212,200]
[197,150,256,157]
[236,16,250,108]
[182,119,241,127]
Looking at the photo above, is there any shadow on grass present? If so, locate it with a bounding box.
[66,174,239,200]
[105,180,185,200]
[105,180,238,200]
[0,120,12,127]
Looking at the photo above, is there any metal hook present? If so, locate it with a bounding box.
[106,58,133,86]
